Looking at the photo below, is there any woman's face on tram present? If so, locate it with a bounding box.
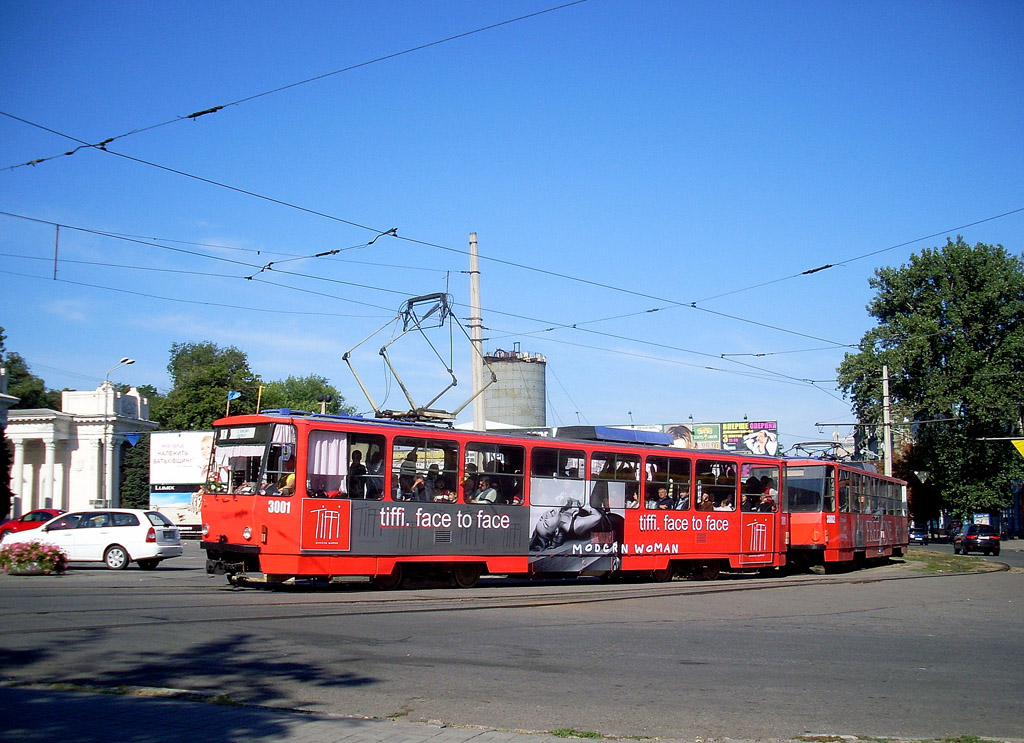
[534,508,566,541]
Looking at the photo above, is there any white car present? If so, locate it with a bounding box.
[5,509,183,569]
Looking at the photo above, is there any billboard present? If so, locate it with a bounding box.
[149,431,214,534]
[721,421,778,455]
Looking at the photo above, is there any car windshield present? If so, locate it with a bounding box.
[972,525,997,535]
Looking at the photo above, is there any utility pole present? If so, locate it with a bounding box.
[882,364,893,477]
[469,233,486,431]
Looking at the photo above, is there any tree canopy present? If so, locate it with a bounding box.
[837,237,1024,520]
[153,341,262,430]
[0,327,61,410]
[259,374,352,416]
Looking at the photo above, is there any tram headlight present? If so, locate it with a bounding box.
[201,523,209,537]
[242,526,252,541]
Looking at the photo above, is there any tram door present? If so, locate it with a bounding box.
[739,464,778,565]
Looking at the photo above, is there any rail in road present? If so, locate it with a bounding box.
[0,555,1004,636]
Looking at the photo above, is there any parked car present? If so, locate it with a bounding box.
[0,508,65,542]
[3,509,183,569]
[909,528,929,545]
[953,523,1000,556]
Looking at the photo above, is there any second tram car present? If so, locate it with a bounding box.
[200,410,906,588]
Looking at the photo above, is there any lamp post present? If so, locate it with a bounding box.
[105,357,135,386]
[101,357,134,508]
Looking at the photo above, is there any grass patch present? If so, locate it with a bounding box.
[940,736,987,743]
[902,548,991,574]
[549,729,605,739]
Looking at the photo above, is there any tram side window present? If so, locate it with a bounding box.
[306,430,385,499]
[392,436,459,502]
[854,473,868,514]
[465,442,525,505]
[590,451,640,509]
[741,464,778,512]
[530,447,586,507]
[644,455,691,510]
[695,460,737,511]
[838,474,851,513]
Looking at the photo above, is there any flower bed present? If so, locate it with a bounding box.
[0,540,69,575]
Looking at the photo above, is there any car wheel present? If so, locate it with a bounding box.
[993,549,1000,556]
[137,558,160,570]
[953,544,959,554]
[104,544,130,570]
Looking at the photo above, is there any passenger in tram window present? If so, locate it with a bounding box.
[675,488,690,510]
[626,490,639,509]
[433,477,456,503]
[656,487,674,510]
[714,495,734,511]
[398,449,419,493]
[365,451,385,499]
[407,475,431,502]
[461,474,477,502]
[471,475,499,504]
[757,494,776,512]
[347,450,367,499]
[760,476,778,496]
[697,492,715,511]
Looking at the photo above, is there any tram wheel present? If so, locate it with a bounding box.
[698,562,720,581]
[373,565,404,591]
[650,567,673,583]
[451,563,482,589]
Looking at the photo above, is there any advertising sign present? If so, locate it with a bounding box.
[149,431,214,535]
[721,421,778,455]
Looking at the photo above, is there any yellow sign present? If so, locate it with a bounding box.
[1013,439,1024,459]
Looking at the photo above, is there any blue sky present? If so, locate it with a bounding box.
[2,1,1022,450]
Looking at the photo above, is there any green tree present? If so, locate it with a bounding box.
[156,342,262,430]
[837,237,1024,520]
[260,374,353,415]
[0,327,61,410]
[120,435,151,509]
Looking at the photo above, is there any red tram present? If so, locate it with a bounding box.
[200,410,907,588]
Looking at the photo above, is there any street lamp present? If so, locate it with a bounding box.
[101,357,134,508]
[105,357,135,385]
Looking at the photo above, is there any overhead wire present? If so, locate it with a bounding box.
[0,0,590,172]
[7,109,1022,352]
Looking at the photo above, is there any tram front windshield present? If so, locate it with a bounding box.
[785,465,835,513]
[207,423,297,495]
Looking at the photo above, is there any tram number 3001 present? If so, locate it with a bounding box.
[267,500,292,514]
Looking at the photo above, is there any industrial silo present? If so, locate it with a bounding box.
[482,346,547,427]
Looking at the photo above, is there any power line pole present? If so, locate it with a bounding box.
[882,364,893,476]
[469,232,486,431]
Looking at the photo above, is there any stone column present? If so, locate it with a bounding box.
[11,439,25,515]
[104,431,116,508]
[43,438,56,510]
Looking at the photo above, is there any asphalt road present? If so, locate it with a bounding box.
[1,542,1021,741]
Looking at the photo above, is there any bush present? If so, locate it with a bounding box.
[0,540,69,575]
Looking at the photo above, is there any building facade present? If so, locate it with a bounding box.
[5,383,157,516]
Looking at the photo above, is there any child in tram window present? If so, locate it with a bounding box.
[432,477,456,503]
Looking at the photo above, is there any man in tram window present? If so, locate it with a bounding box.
[656,487,674,510]
[758,494,776,512]
[470,475,499,504]
[348,449,367,499]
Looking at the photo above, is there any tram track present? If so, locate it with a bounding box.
[0,562,937,633]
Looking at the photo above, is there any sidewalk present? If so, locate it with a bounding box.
[1,684,699,743]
